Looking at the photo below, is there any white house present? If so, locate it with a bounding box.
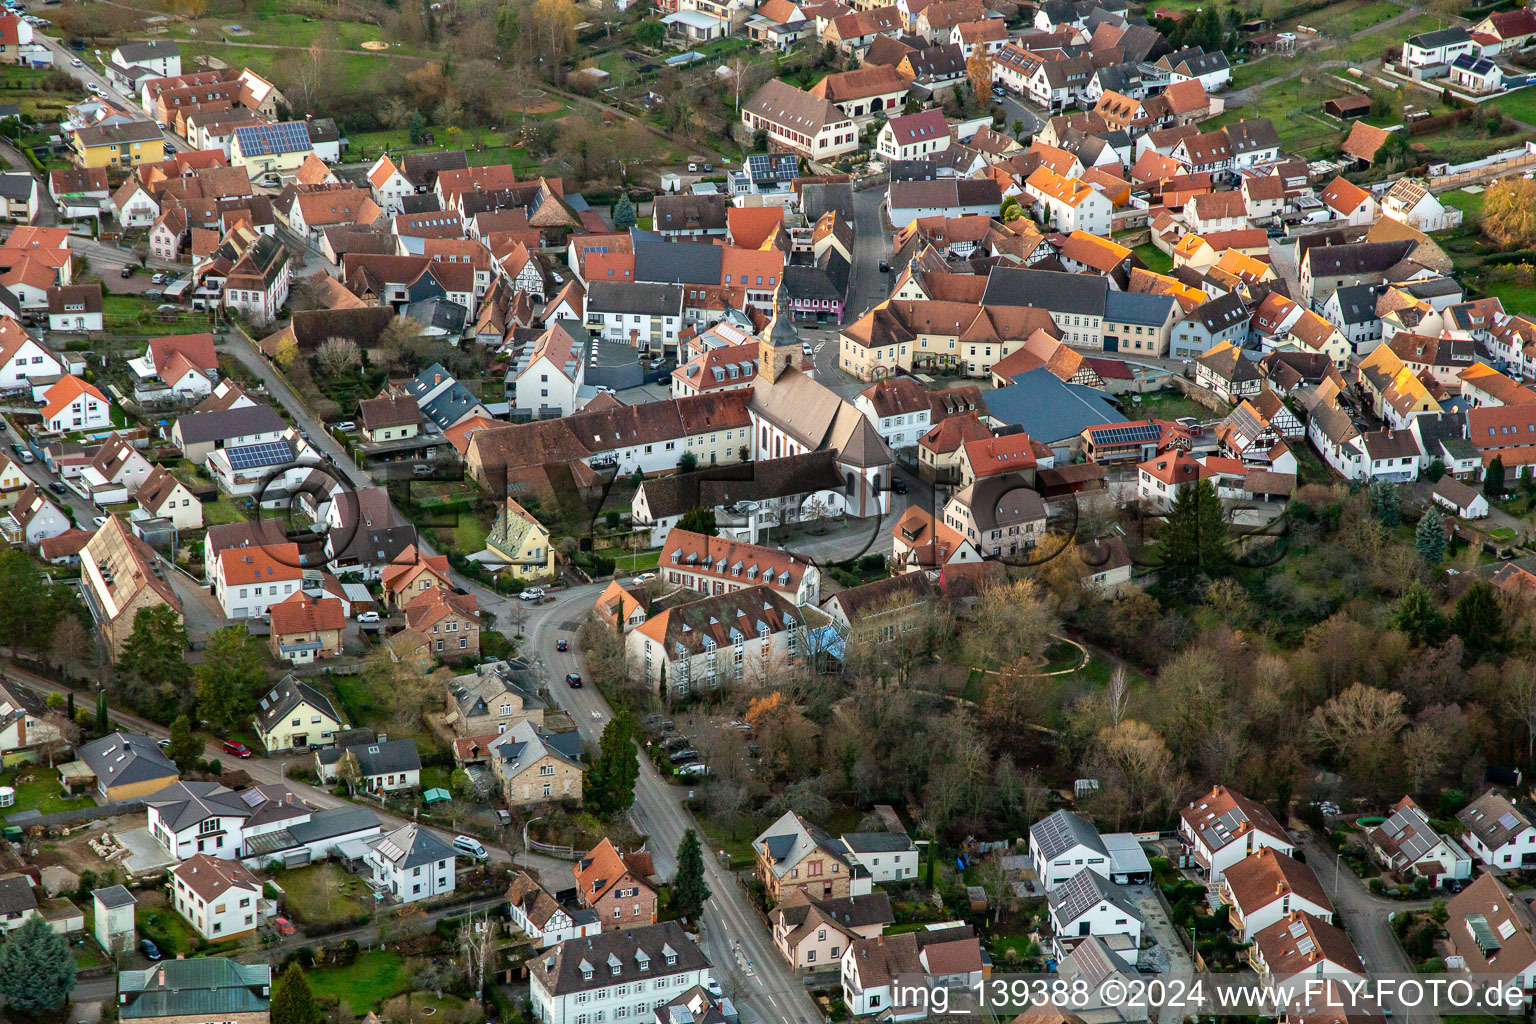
[529,922,713,1024]
[110,41,181,79]
[837,832,919,884]
[146,782,262,861]
[1457,789,1536,869]
[1251,912,1364,988]
[584,281,683,355]
[366,155,415,215]
[169,854,264,941]
[1047,868,1146,945]
[1177,785,1294,882]
[1380,178,1460,233]
[1219,848,1334,943]
[0,319,61,391]
[135,467,203,531]
[875,109,952,163]
[316,738,422,794]
[509,320,589,420]
[1030,809,1112,892]
[213,544,304,619]
[1449,53,1504,94]
[40,375,111,433]
[1370,796,1474,886]
[366,822,457,904]
[9,485,70,546]
[842,926,982,1020]
[1024,167,1112,237]
[855,378,933,450]
[507,872,602,948]
[1401,26,1475,66]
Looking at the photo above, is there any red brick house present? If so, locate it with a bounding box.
[573,837,659,931]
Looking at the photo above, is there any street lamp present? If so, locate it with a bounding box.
[521,815,545,871]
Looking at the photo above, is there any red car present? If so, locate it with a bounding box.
[556,639,569,651]
[273,916,295,936]
[221,740,252,759]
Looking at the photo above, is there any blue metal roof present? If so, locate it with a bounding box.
[984,367,1126,444]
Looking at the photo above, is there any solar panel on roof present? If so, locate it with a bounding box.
[1499,811,1520,830]
[1092,422,1163,446]
[1294,936,1315,955]
[225,440,292,470]
[1288,919,1307,938]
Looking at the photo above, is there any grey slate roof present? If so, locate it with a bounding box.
[284,804,380,845]
[1104,289,1175,326]
[143,781,254,832]
[982,266,1109,316]
[115,40,180,62]
[92,884,137,910]
[369,821,458,869]
[254,675,341,735]
[0,875,36,916]
[586,280,684,317]
[317,737,422,778]
[1330,284,1378,325]
[78,732,179,789]
[494,719,583,775]
[174,403,285,445]
[119,958,271,1020]
[633,236,724,286]
[1031,809,1107,861]
[1408,26,1471,49]
[841,831,914,854]
[531,921,708,998]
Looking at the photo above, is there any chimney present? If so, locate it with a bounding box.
[157,970,166,985]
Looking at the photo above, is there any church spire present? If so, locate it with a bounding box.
[759,284,799,385]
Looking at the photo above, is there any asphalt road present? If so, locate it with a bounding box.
[523,583,823,1024]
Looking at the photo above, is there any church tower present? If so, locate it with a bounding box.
[759,285,800,385]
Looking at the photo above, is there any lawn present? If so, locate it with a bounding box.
[1124,388,1223,422]
[1438,187,1485,222]
[1484,84,1536,125]
[1228,56,1279,92]
[201,497,251,527]
[1207,74,1348,155]
[329,673,388,731]
[307,950,411,1011]
[271,863,371,928]
[100,294,218,337]
[612,549,661,573]
[347,125,549,170]
[137,897,202,956]
[1327,0,1400,35]
[1,766,95,822]
[1133,242,1172,275]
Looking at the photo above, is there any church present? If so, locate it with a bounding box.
[464,289,893,523]
[748,292,893,521]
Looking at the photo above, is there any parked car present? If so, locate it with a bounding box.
[668,748,700,764]
[156,737,170,749]
[495,810,512,825]
[272,917,295,936]
[565,673,583,688]
[70,58,81,67]
[119,265,133,278]
[411,464,433,476]
[519,587,546,602]
[221,740,251,758]
[892,478,907,495]
[453,835,488,860]
[139,939,161,961]
[150,273,166,284]
[676,762,709,777]
[91,515,106,527]
[356,611,380,623]
[47,481,64,496]
[878,260,890,273]
[333,421,356,432]
[631,573,655,584]
[555,639,569,651]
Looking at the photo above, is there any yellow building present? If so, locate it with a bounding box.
[486,495,555,580]
[72,122,165,170]
[252,675,345,754]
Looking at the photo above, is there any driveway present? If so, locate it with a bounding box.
[1295,830,1439,1024]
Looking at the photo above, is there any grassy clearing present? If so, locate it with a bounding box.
[1330,0,1400,35]
[308,950,410,1010]
[136,895,202,956]
[1438,187,1485,222]
[1488,85,1536,126]
[179,43,388,91]
[612,549,661,573]
[201,497,251,527]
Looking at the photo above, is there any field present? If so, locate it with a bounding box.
[0,66,81,122]
[307,950,411,1011]
[177,42,390,93]
[1133,242,1173,275]
[1438,187,1485,222]
[1486,85,1536,126]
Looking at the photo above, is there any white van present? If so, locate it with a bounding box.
[453,835,487,861]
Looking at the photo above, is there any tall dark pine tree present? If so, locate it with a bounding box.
[672,828,710,921]
[1156,478,1230,583]
[0,915,74,1013]
[271,962,319,1024]
[1451,581,1505,662]
[588,713,639,816]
